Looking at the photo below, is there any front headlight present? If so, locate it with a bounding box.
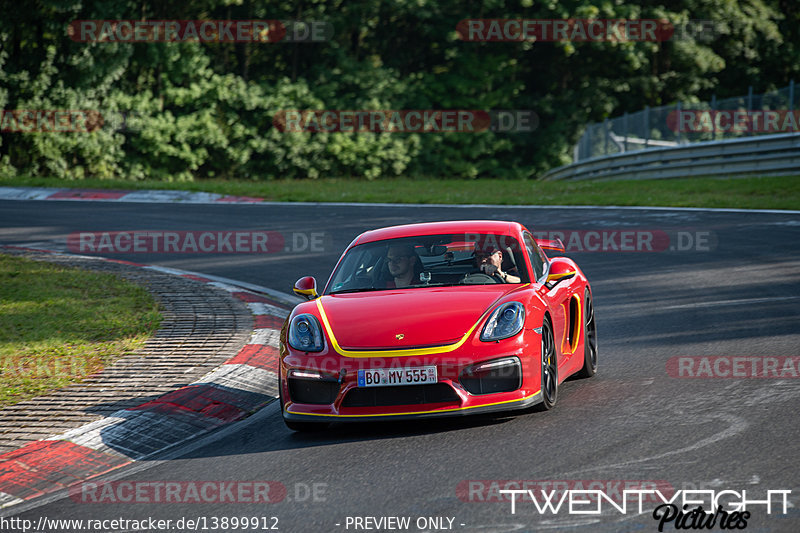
[480,302,525,341]
[288,314,324,352]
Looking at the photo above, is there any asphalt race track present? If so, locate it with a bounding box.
[2,199,799,532]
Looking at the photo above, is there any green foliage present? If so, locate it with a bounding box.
[0,0,794,180]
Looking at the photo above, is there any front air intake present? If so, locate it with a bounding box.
[460,357,522,395]
[288,378,340,405]
[342,383,459,407]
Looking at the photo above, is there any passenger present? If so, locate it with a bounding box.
[385,244,423,288]
[475,247,521,283]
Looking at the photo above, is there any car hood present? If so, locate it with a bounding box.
[318,286,517,349]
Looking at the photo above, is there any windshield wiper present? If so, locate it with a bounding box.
[328,287,383,295]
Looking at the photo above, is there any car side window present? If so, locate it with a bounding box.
[523,232,546,281]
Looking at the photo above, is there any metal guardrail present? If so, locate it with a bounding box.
[572,81,796,161]
[542,132,800,181]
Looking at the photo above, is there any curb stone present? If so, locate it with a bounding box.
[2,185,800,214]
[0,187,266,204]
[0,247,292,510]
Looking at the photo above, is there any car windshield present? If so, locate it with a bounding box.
[326,233,530,294]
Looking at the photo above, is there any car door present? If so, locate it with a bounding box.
[523,232,577,372]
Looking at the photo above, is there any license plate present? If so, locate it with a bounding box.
[357,366,437,387]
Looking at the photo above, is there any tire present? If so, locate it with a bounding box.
[279,379,329,432]
[576,288,598,379]
[538,316,558,410]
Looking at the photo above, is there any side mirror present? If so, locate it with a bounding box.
[545,270,576,289]
[536,238,566,254]
[293,276,319,300]
[545,257,576,289]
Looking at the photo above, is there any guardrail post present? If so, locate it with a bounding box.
[623,112,628,152]
[710,94,717,141]
[587,126,592,159]
[582,131,587,161]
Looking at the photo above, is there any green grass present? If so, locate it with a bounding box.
[1,174,799,210]
[0,255,162,407]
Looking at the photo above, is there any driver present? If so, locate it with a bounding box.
[475,247,521,283]
[385,244,422,288]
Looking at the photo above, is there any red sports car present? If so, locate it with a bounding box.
[279,220,597,431]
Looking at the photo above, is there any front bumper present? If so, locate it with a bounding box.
[280,337,543,422]
[282,389,542,423]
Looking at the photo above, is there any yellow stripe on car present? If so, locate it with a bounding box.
[316,298,488,358]
[288,391,542,418]
[546,270,576,283]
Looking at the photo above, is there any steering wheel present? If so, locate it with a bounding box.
[462,272,499,284]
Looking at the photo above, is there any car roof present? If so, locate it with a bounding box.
[352,220,524,245]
